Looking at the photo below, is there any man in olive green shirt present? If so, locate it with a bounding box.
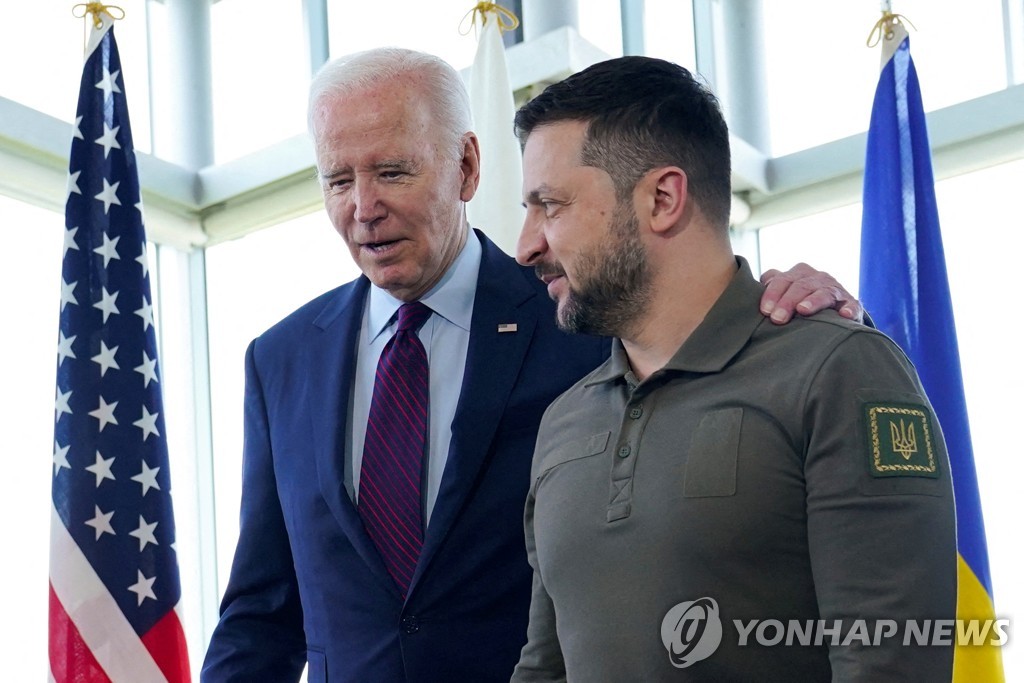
[510,56,956,681]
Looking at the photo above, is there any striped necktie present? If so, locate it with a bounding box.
[359,301,431,596]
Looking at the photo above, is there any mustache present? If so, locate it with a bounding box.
[533,262,567,280]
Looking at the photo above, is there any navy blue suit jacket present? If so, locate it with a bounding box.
[201,231,609,682]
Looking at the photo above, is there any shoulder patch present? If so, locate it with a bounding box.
[864,403,940,478]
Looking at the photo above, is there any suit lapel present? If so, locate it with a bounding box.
[307,277,401,597]
[409,232,539,594]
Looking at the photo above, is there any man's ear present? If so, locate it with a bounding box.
[644,167,687,235]
[459,132,482,202]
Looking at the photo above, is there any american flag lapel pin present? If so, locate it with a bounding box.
[498,323,518,333]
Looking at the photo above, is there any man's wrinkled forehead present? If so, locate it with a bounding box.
[312,73,424,136]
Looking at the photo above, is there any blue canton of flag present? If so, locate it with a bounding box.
[49,11,191,683]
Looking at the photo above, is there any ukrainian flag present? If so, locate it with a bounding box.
[859,17,1004,682]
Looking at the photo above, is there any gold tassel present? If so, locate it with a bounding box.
[459,2,520,37]
[72,3,125,29]
[867,10,917,48]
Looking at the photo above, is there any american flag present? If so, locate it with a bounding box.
[49,12,191,682]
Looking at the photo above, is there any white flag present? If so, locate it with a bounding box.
[466,8,526,255]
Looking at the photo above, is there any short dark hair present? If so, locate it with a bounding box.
[514,56,731,228]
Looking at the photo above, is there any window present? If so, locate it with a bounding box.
[0,198,63,680]
[643,0,697,70]
[327,0,481,71]
[208,0,310,162]
[762,0,1007,155]
[205,211,360,584]
[0,3,152,153]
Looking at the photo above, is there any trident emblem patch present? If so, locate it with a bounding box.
[865,403,939,478]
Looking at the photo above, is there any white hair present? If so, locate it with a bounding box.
[307,47,473,161]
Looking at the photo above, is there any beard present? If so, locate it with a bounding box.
[554,205,651,337]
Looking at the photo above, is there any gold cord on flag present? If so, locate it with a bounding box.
[459,2,520,37]
[72,2,125,29]
[866,10,917,47]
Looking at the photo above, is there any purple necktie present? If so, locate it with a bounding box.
[359,301,432,596]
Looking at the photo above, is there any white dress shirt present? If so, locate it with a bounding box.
[349,230,481,526]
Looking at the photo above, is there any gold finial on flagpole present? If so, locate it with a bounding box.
[459,2,520,37]
[72,3,125,29]
[866,5,917,48]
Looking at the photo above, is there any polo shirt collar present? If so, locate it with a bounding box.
[585,256,764,385]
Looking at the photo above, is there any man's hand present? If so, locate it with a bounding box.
[759,263,864,325]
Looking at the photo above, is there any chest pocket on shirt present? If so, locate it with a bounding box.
[536,431,611,477]
[684,408,742,498]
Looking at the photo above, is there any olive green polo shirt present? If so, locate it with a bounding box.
[512,258,956,682]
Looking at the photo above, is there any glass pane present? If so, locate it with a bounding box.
[327,0,481,71]
[0,198,68,679]
[644,0,697,71]
[762,0,1007,155]
[933,162,1024,683]
[148,243,208,679]
[578,0,623,58]
[0,3,152,154]
[756,202,862,295]
[210,0,310,163]
[205,211,360,588]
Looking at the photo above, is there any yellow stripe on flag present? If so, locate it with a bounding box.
[953,554,1005,682]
